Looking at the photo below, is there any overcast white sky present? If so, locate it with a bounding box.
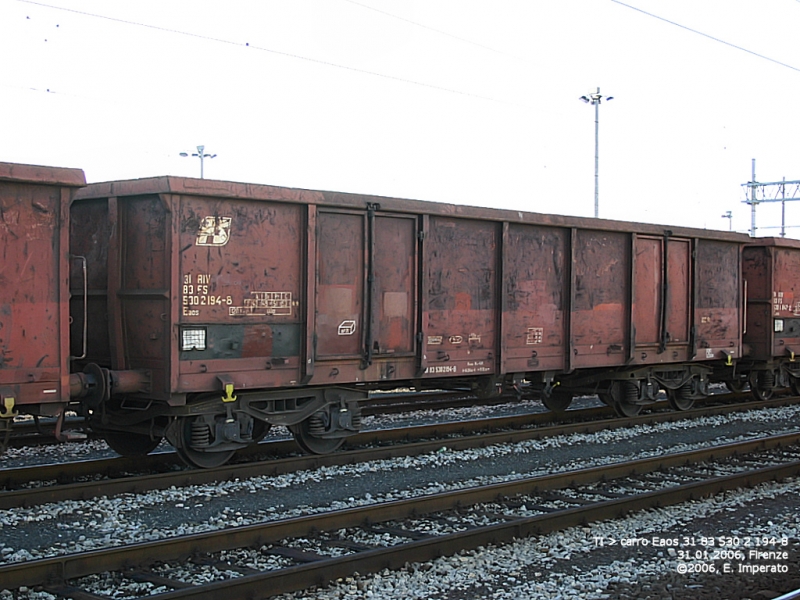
[3,0,800,236]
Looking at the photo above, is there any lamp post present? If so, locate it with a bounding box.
[722,210,733,231]
[180,145,217,178]
[579,87,613,218]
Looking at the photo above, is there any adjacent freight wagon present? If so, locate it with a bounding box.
[742,237,800,398]
[69,176,751,466]
[0,162,85,446]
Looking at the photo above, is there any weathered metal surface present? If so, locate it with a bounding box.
[315,210,364,359]
[71,190,310,398]
[743,245,772,360]
[502,223,567,373]
[116,195,171,397]
[72,173,754,402]
[695,239,742,362]
[75,176,749,242]
[69,198,112,367]
[178,195,305,392]
[312,210,418,384]
[423,217,498,377]
[665,239,691,345]
[0,162,84,413]
[371,214,416,355]
[771,244,800,357]
[631,236,691,362]
[571,229,630,368]
[633,236,662,345]
[0,162,85,187]
[744,238,800,360]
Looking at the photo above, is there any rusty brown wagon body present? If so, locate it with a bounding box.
[70,175,751,465]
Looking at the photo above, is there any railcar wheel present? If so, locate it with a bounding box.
[614,399,642,417]
[104,432,162,457]
[602,381,642,417]
[748,370,775,401]
[174,417,236,469]
[542,390,573,413]
[290,415,344,455]
[666,384,695,411]
[790,377,800,397]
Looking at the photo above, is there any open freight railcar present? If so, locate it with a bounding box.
[70,176,750,466]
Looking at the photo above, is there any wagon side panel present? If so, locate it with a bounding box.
[177,197,305,391]
[502,223,567,373]
[570,230,630,368]
[695,239,742,361]
[770,246,800,358]
[0,166,82,412]
[423,217,498,378]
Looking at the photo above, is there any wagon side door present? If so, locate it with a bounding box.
[632,236,691,361]
[313,209,417,372]
[314,210,366,360]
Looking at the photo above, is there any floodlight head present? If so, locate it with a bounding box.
[179,152,188,157]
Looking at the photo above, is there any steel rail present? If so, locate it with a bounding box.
[1,396,797,510]
[1,432,799,593]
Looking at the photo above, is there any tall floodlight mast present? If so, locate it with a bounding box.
[579,87,613,218]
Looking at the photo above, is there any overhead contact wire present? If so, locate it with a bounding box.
[609,0,800,73]
[16,0,516,105]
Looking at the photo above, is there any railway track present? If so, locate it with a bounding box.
[2,432,798,598]
[1,395,796,510]
[3,385,752,451]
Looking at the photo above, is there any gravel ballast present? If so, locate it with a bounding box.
[1,400,799,598]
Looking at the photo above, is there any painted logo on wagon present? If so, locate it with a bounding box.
[196,216,232,246]
[526,327,544,345]
[338,320,357,335]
